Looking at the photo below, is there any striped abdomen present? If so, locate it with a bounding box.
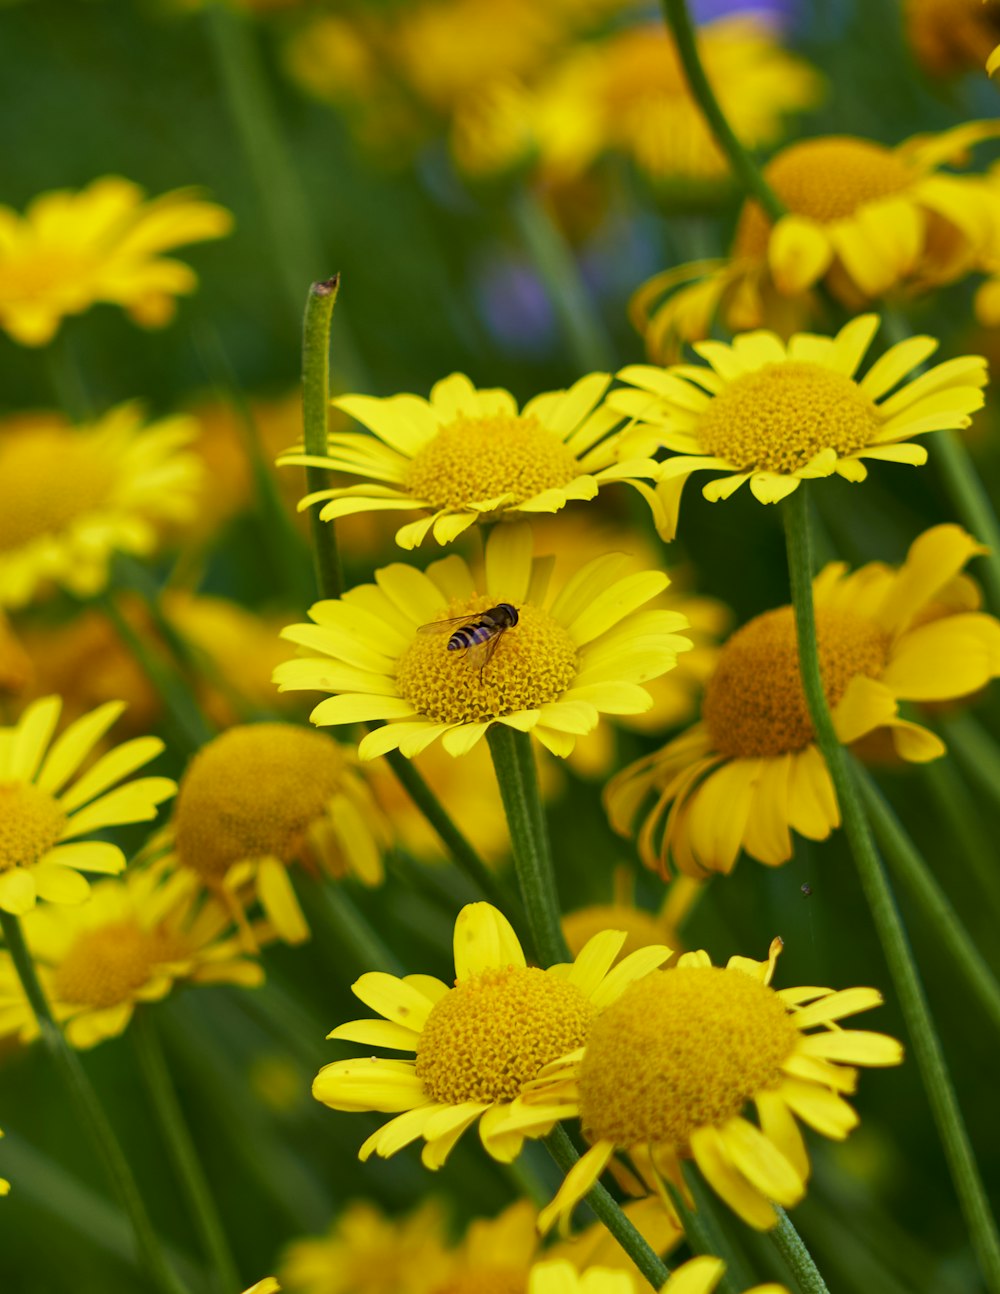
[447,621,495,651]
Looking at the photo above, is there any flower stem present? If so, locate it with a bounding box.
[769,1206,831,1294]
[302,275,345,601]
[131,1011,241,1294]
[486,724,569,965]
[783,484,1000,1294]
[859,769,1000,1039]
[305,878,403,976]
[679,1169,758,1294]
[0,911,189,1294]
[919,757,1000,920]
[544,1125,671,1289]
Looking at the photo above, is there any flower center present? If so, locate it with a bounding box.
[415,965,595,1105]
[395,595,578,724]
[703,606,891,758]
[174,723,346,879]
[695,360,879,475]
[430,1273,526,1294]
[0,429,117,552]
[734,137,916,255]
[578,966,799,1149]
[52,919,194,1008]
[403,414,579,512]
[0,783,66,872]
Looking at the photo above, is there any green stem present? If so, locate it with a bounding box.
[783,484,1000,1294]
[132,1012,241,1294]
[919,757,1000,920]
[305,878,403,975]
[0,911,189,1294]
[544,1125,671,1289]
[486,725,569,965]
[859,770,1000,1039]
[768,1206,831,1294]
[680,1169,757,1294]
[508,186,615,372]
[302,275,344,600]
[940,713,1000,822]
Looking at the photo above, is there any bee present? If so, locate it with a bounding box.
[418,602,519,677]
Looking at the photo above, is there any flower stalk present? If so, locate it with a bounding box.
[302,276,345,601]
[769,1207,831,1294]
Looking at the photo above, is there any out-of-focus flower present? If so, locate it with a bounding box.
[0,861,264,1049]
[242,1282,280,1294]
[0,696,175,914]
[312,902,670,1169]
[0,177,232,346]
[612,315,986,539]
[905,0,1000,77]
[607,526,1000,875]
[0,612,32,698]
[562,868,702,960]
[171,723,391,944]
[508,940,902,1232]
[275,523,690,761]
[0,406,203,609]
[633,125,1000,357]
[529,1256,789,1294]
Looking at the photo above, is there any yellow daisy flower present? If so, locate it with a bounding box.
[242,1282,280,1294]
[529,1256,787,1294]
[0,696,175,914]
[0,861,264,1049]
[0,404,203,609]
[906,0,1000,77]
[312,901,670,1169]
[0,176,232,347]
[274,523,690,760]
[171,723,392,945]
[632,124,1000,359]
[562,868,701,962]
[611,315,986,540]
[506,940,902,1232]
[606,525,1000,876]
[277,373,660,550]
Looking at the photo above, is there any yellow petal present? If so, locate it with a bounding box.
[454,903,527,979]
[351,972,437,1028]
[768,215,833,294]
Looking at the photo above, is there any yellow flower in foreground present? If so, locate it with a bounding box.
[607,525,1000,875]
[530,1257,787,1294]
[0,405,203,608]
[0,862,263,1048]
[312,902,670,1169]
[612,315,986,539]
[275,523,690,760]
[508,940,902,1232]
[0,696,175,914]
[172,724,391,945]
[278,373,659,549]
[633,124,1000,358]
[0,176,232,346]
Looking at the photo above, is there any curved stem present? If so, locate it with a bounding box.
[132,1012,241,1294]
[769,1207,831,1294]
[783,484,1000,1294]
[486,725,569,965]
[680,1169,758,1294]
[302,276,344,601]
[931,434,1000,612]
[0,911,189,1294]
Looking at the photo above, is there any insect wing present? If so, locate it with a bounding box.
[417,614,479,635]
[459,628,505,673]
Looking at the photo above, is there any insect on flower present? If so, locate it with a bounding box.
[419,602,519,678]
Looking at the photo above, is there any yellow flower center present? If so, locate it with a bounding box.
[735,137,916,254]
[0,429,117,552]
[703,605,891,758]
[695,360,879,475]
[431,1273,525,1294]
[174,723,346,879]
[395,595,578,724]
[52,919,193,1008]
[563,904,668,961]
[403,414,579,512]
[0,783,66,871]
[415,965,595,1105]
[578,966,799,1149]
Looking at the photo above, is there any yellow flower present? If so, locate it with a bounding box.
[606,525,1000,875]
[0,696,175,914]
[278,373,659,549]
[0,405,203,609]
[0,861,263,1049]
[171,723,391,945]
[562,868,701,962]
[312,901,670,1169]
[612,315,986,539]
[534,16,821,190]
[633,124,1000,358]
[0,176,232,346]
[529,1257,788,1294]
[274,523,690,760]
[508,940,902,1232]
[905,0,1000,77]
[242,1282,280,1294]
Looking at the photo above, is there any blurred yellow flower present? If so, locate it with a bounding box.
[529,1257,788,1294]
[508,940,902,1232]
[0,1129,7,1197]
[0,612,32,698]
[242,1282,280,1294]
[275,523,690,761]
[607,526,1000,875]
[0,405,203,609]
[0,861,263,1049]
[0,696,175,914]
[905,0,1000,76]
[612,315,986,539]
[312,902,670,1169]
[562,868,701,961]
[0,176,232,346]
[634,124,1000,357]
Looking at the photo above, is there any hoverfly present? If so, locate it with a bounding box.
[418,602,519,677]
